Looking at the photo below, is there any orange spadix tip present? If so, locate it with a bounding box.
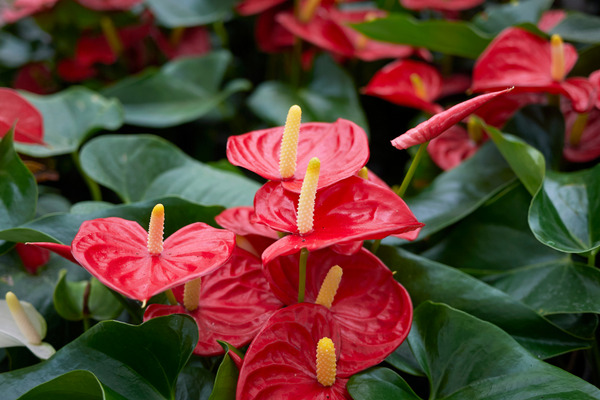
[279,105,302,179]
[316,337,336,387]
[550,34,566,82]
[410,73,427,101]
[296,157,320,235]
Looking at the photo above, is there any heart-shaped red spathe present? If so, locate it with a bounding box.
[144,247,283,356]
[71,218,235,302]
[226,118,370,193]
[264,247,413,372]
[0,88,45,145]
[236,303,351,400]
[362,59,443,114]
[427,125,483,170]
[254,177,424,264]
[472,27,594,113]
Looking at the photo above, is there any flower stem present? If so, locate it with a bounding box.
[589,249,598,268]
[71,151,102,202]
[108,289,142,324]
[298,248,309,303]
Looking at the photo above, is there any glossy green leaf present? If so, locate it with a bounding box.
[379,246,591,358]
[0,130,37,229]
[347,367,422,400]
[483,122,545,196]
[472,0,553,35]
[385,341,425,377]
[0,32,31,68]
[551,11,600,44]
[101,52,251,128]
[529,164,600,254]
[409,302,600,399]
[16,87,123,157]
[0,315,198,400]
[17,370,108,400]
[175,359,214,400]
[146,0,236,28]
[0,196,223,245]
[208,341,242,400]
[248,55,368,132]
[80,134,259,206]
[352,13,491,59]
[570,44,600,77]
[393,143,516,242]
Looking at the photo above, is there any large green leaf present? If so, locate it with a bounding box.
[409,303,600,399]
[0,197,223,245]
[394,143,516,241]
[0,315,198,400]
[529,164,600,254]
[175,359,214,400]
[208,342,243,400]
[17,370,109,400]
[348,367,422,400]
[351,13,491,59]
[101,51,250,128]
[146,0,236,27]
[472,0,553,35]
[379,246,591,358]
[385,342,425,377]
[551,11,600,44]
[0,130,37,230]
[248,55,368,132]
[16,87,123,157]
[80,134,259,206]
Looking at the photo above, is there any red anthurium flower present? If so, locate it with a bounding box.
[227,118,369,193]
[13,63,57,95]
[427,125,481,170]
[472,27,594,113]
[14,244,50,275]
[391,87,513,150]
[255,4,297,53]
[215,206,279,256]
[400,0,484,10]
[236,303,351,399]
[0,0,57,24]
[144,247,284,356]
[264,247,412,368]
[236,0,288,15]
[362,59,444,114]
[152,27,212,60]
[254,177,424,264]
[0,88,44,145]
[538,9,567,33]
[76,0,143,11]
[40,205,236,303]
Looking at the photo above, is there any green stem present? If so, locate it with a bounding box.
[298,248,309,303]
[108,289,142,324]
[589,250,598,267]
[165,289,178,305]
[396,141,429,198]
[212,21,229,48]
[71,151,102,202]
[83,316,91,331]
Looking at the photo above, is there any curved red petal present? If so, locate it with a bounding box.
[264,248,412,375]
[236,303,350,400]
[563,107,600,162]
[400,0,484,10]
[538,10,567,33]
[15,243,50,274]
[560,77,596,113]
[144,247,283,356]
[27,242,78,264]
[72,218,235,302]
[1,0,58,24]
[236,0,287,15]
[391,87,513,149]
[227,119,369,193]
[216,206,279,239]
[0,88,44,145]
[427,125,482,170]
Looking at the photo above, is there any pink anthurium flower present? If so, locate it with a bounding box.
[227,118,369,193]
[0,0,58,24]
[215,206,279,257]
[264,247,412,367]
[472,27,594,113]
[362,59,444,114]
[391,87,513,150]
[254,177,424,264]
[0,88,45,145]
[144,247,284,356]
[400,0,484,10]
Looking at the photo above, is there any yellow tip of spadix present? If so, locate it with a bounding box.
[550,34,566,82]
[315,265,343,309]
[147,204,165,255]
[279,105,302,179]
[316,337,336,387]
[296,157,320,235]
[410,73,427,101]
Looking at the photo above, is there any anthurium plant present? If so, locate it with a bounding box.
[1,0,600,399]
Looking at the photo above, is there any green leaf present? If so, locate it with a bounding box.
[385,342,425,377]
[483,121,545,196]
[146,0,236,27]
[352,13,491,59]
[0,129,37,229]
[551,11,600,44]
[16,87,124,157]
[17,370,108,400]
[80,134,259,206]
[208,341,242,400]
[249,54,368,132]
[379,246,591,358]
[0,315,198,400]
[87,278,123,321]
[472,0,553,35]
[102,52,251,128]
[0,197,224,246]
[395,143,516,241]
[409,302,600,399]
[175,359,214,400]
[347,367,422,400]
[529,164,600,254]
[570,44,600,77]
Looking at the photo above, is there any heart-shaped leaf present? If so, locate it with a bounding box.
[16,370,107,400]
[101,51,250,128]
[347,367,422,400]
[0,315,198,400]
[529,164,600,254]
[146,0,236,28]
[16,87,123,157]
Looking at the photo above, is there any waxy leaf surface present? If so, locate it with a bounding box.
[146,0,236,27]
[347,368,421,400]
